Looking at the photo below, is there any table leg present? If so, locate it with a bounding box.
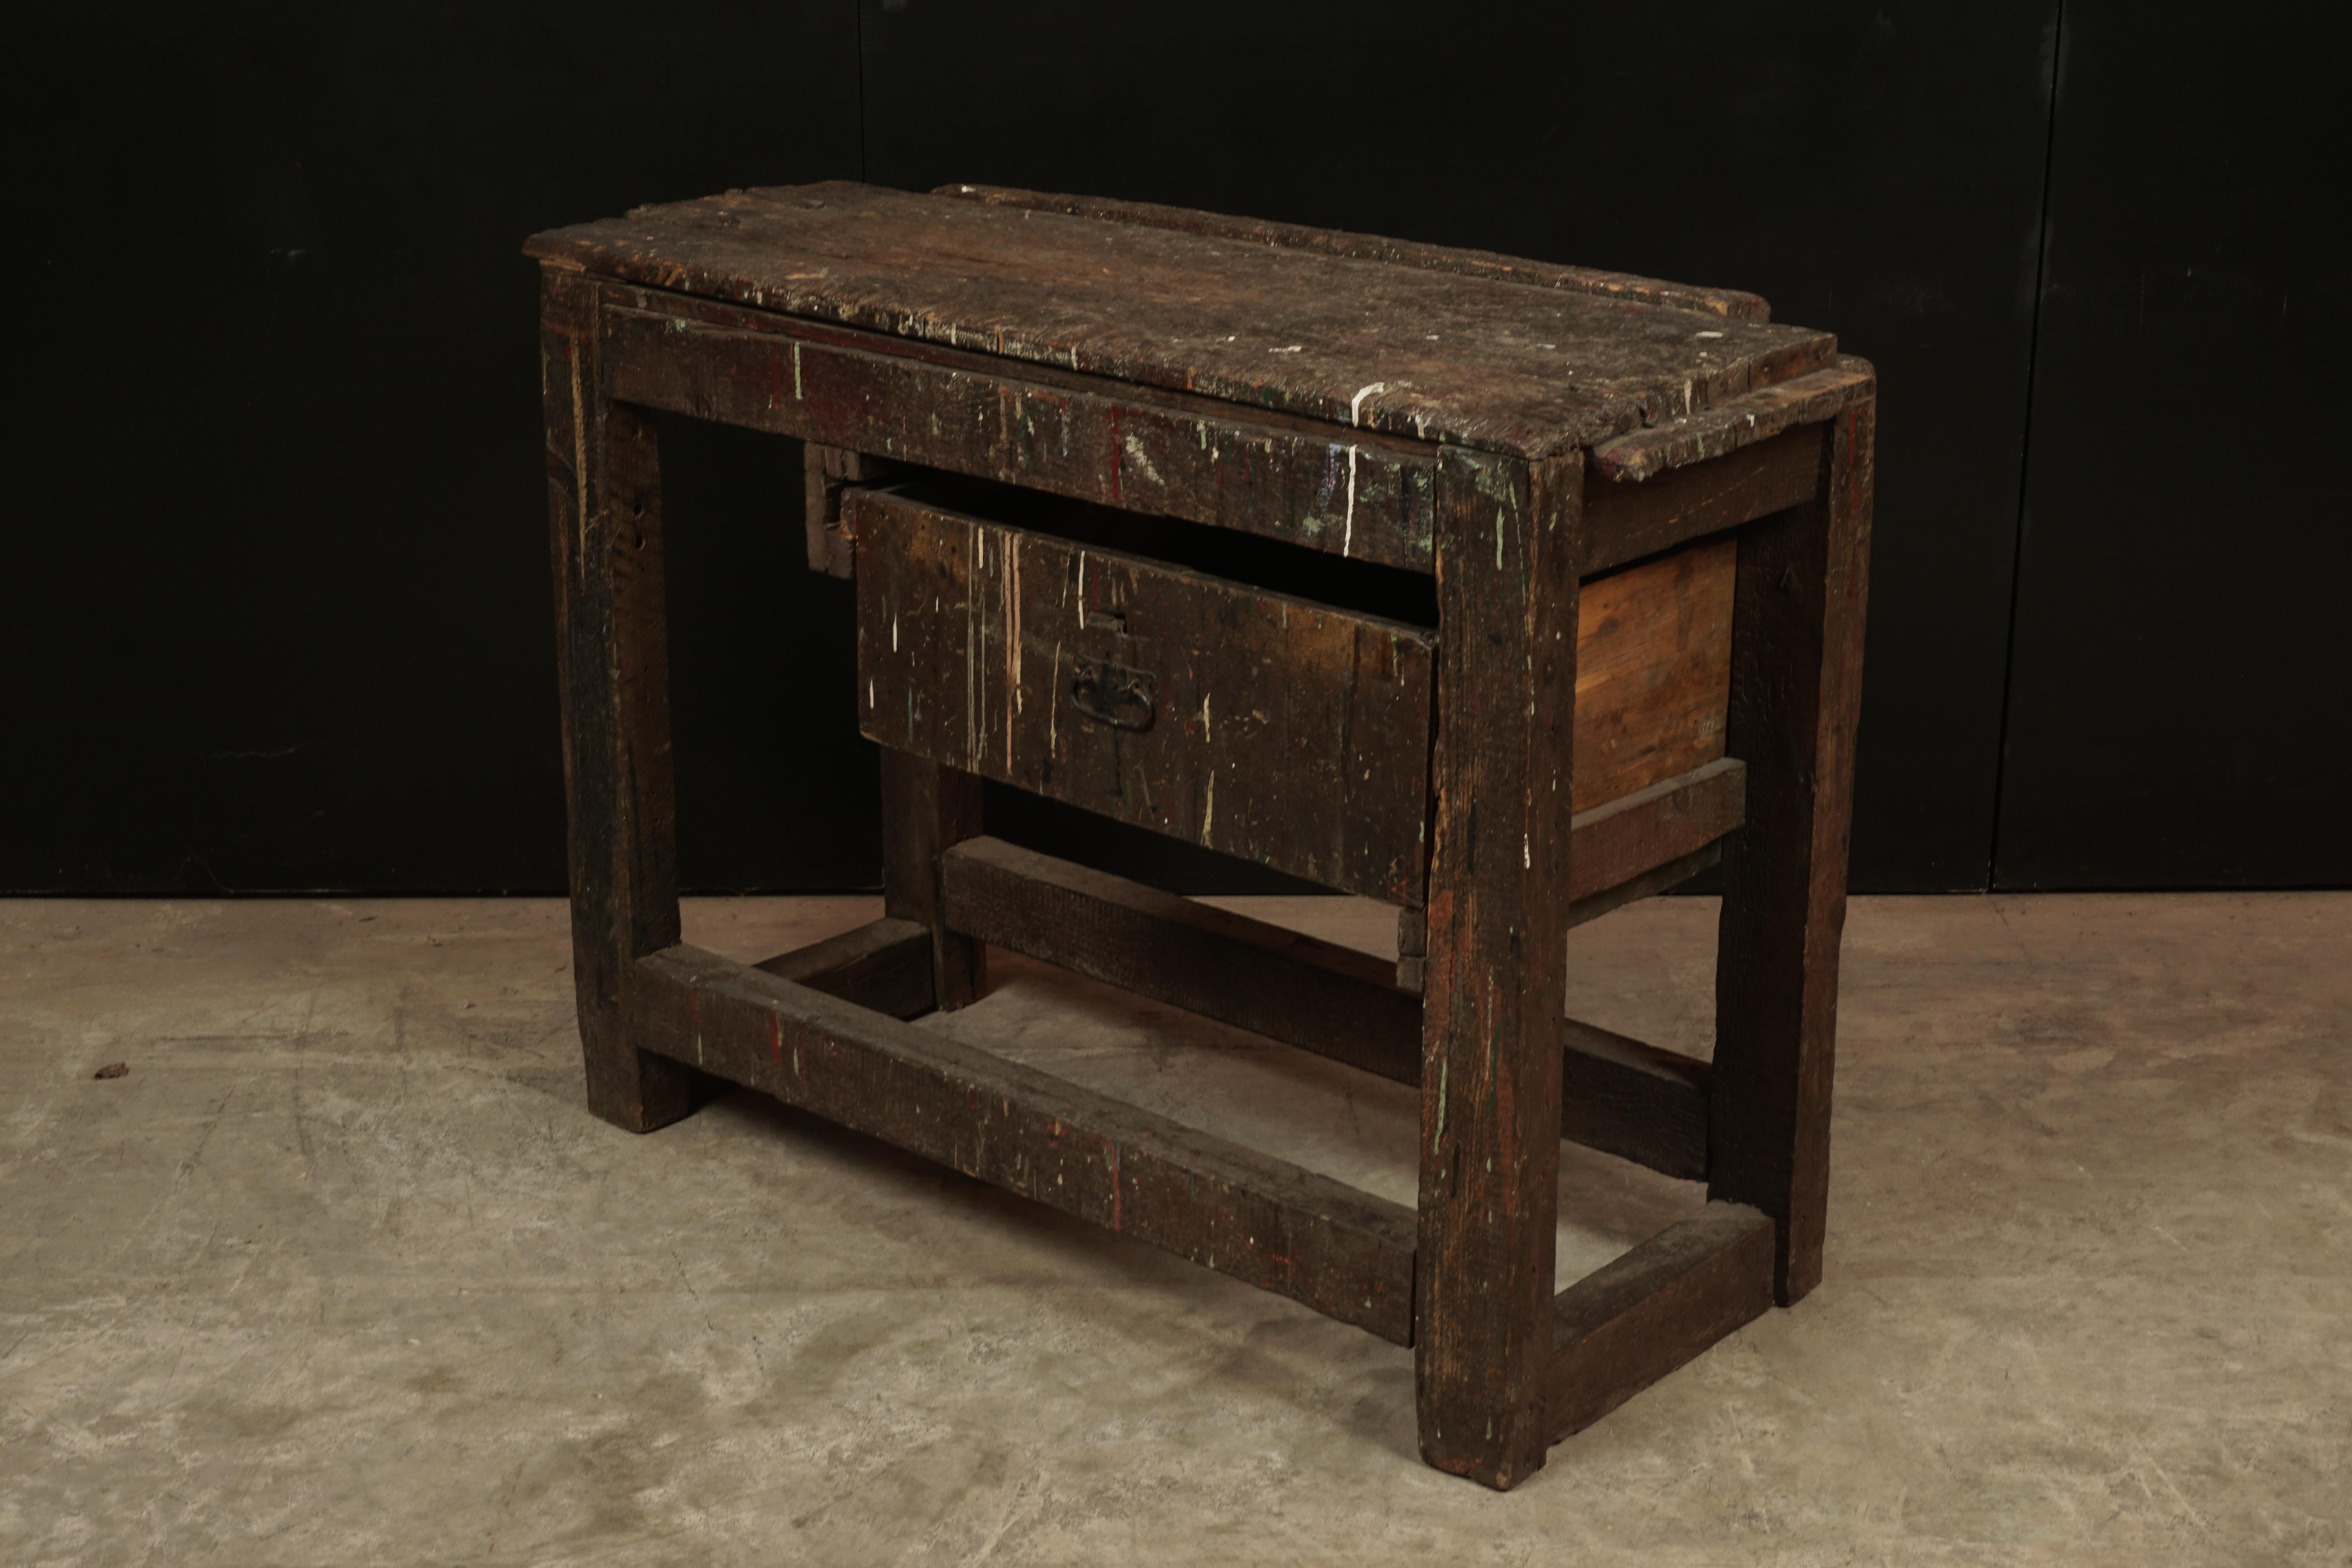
[880,748,987,1011]
[542,270,698,1132]
[1415,450,1583,1489]
[1710,397,1876,1302]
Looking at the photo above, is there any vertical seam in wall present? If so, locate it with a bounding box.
[854,0,869,181]
[1986,0,2067,892]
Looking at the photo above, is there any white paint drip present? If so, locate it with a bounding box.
[1047,640,1062,754]
[1122,434,1163,487]
[1007,535,1021,761]
[1203,769,1215,838]
[1342,383,1386,561]
[965,532,980,769]
[792,342,803,399]
[1344,446,1357,557]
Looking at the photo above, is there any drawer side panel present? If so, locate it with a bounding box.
[1572,537,1737,813]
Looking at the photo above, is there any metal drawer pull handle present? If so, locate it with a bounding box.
[1070,659,1158,731]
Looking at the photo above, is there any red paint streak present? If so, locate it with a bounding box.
[768,1011,784,1068]
[1269,1252,1295,1269]
[1107,407,1125,505]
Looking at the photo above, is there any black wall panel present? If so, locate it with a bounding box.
[7,2,2341,894]
[2,3,862,892]
[1995,2,2352,887]
[857,0,2060,891]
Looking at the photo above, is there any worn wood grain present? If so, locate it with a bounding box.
[1397,840,1729,992]
[936,183,1771,322]
[1561,841,1722,931]
[632,943,1419,1343]
[528,182,1835,459]
[1711,394,1876,1303]
[854,490,1436,902]
[753,916,934,1020]
[940,836,1422,1083]
[1572,539,1735,812]
[600,291,1440,572]
[1568,758,1747,905]
[1592,358,1875,483]
[1416,449,1581,1489]
[1581,425,1822,577]
[1547,1202,1775,1440]
[1559,1019,1712,1183]
[541,267,698,1133]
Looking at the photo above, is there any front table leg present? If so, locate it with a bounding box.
[542,270,699,1132]
[1415,449,1583,1489]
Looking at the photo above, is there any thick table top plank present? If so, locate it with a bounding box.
[525,181,1835,459]
[936,183,1772,322]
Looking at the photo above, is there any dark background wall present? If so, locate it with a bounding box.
[5,1,2345,895]
[1994,0,2352,888]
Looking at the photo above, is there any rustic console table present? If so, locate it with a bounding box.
[526,182,1873,1489]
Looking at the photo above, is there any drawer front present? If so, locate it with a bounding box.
[853,492,1435,902]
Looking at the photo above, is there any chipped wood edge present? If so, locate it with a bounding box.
[1590,358,1876,484]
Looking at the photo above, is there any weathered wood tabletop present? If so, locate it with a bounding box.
[525,181,1837,459]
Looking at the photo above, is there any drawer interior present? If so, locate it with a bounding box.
[861,471,1441,626]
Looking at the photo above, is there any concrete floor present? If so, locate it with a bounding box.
[2,891,2345,1566]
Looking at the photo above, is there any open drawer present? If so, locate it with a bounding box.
[849,483,1742,907]
[852,486,1436,903]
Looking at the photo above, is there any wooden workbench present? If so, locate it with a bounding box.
[527,181,1874,1488]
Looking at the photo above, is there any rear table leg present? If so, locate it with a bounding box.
[1710,396,1875,1302]
[880,747,987,1011]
